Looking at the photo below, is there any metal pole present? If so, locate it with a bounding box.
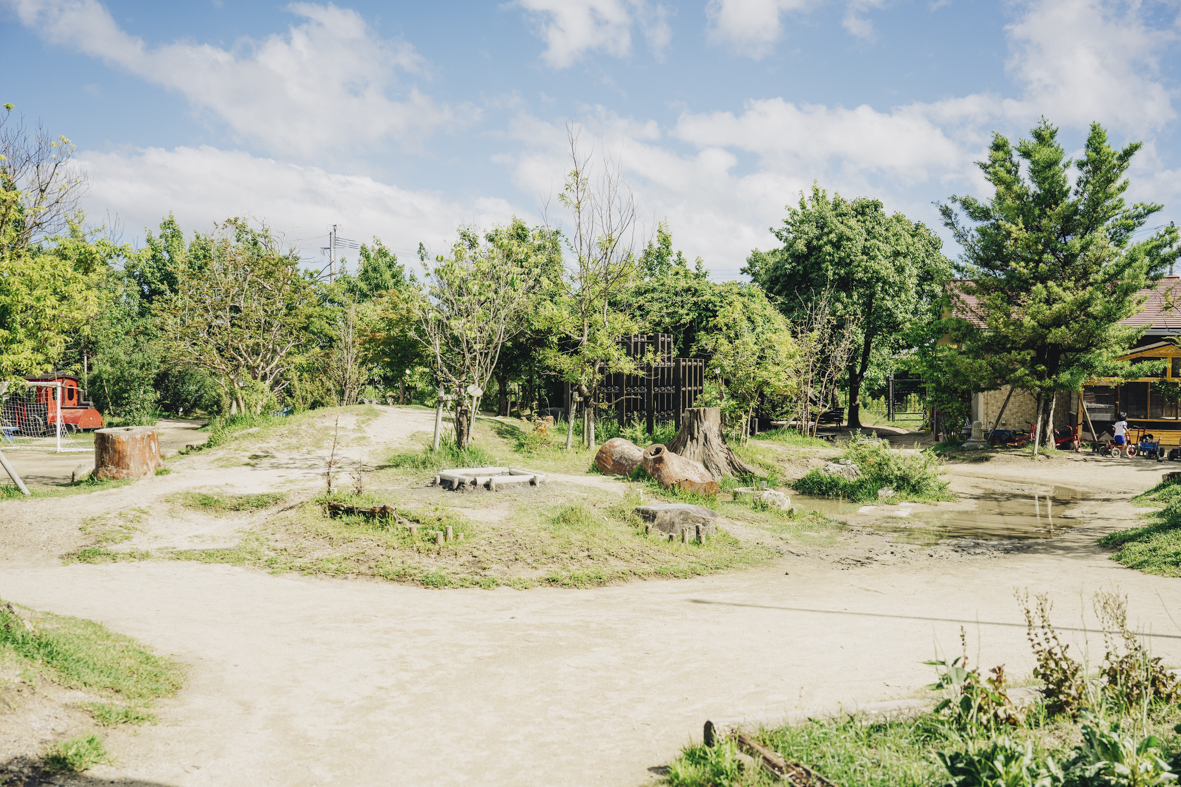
[329,224,337,282]
[0,450,29,496]
[55,382,62,453]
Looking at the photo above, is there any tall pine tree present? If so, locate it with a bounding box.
[939,119,1181,451]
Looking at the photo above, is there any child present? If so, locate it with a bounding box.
[1113,413,1129,450]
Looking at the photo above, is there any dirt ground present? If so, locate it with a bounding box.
[1,408,1180,786]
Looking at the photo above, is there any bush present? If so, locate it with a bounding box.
[44,734,110,773]
[794,436,952,502]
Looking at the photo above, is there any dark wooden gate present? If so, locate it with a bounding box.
[587,334,705,433]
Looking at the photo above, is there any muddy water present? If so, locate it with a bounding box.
[791,487,1089,546]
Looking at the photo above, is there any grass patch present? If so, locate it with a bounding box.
[1,474,134,499]
[1100,475,1181,576]
[792,436,953,503]
[751,427,833,449]
[82,701,156,726]
[0,600,183,700]
[171,491,286,514]
[663,704,1181,787]
[166,487,787,589]
[43,733,110,773]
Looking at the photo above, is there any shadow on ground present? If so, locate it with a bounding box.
[2,758,178,786]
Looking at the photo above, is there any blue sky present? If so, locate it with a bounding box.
[4,0,1181,279]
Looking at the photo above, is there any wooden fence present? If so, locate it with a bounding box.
[567,334,706,433]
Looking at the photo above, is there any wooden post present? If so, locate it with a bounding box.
[433,389,456,452]
[1081,398,1100,447]
[445,525,453,542]
[646,361,655,435]
[566,392,580,451]
[0,450,29,496]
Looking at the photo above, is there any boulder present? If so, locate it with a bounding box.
[595,438,644,476]
[823,461,862,482]
[877,487,895,500]
[635,503,719,537]
[733,487,791,510]
[641,444,720,496]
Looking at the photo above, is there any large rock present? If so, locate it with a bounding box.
[822,461,862,482]
[595,438,644,476]
[733,487,791,510]
[635,503,719,537]
[642,444,720,496]
[94,426,163,480]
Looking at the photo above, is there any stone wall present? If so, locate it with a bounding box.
[976,387,1071,431]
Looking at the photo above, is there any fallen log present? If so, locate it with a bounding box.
[325,501,414,529]
[732,731,838,787]
[641,444,719,496]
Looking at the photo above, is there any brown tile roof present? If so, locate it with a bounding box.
[949,277,1181,333]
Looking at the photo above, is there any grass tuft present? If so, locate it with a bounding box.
[171,491,286,514]
[43,733,109,773]
[793,436,952,503]
[83,701,156,726]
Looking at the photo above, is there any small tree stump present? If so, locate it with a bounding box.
[94,426,163,480]
[667,407,760,479]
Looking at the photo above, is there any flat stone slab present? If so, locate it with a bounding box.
[634,503,719,537]
[435,467,546,491]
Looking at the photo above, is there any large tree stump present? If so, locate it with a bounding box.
[94,426,163,480]
[667,407,761,478]
[642,444,720,496]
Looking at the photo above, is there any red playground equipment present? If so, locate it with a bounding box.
[17,373,104,432]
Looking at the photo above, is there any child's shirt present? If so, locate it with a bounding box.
[1114,420,1128,438]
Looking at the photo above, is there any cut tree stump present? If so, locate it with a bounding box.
[94,426,163,481]
[666,407,760,479]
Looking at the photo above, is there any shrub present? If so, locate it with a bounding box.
[1065,719,1177,786]
[926,628,1023,732]
[1018,591,1087,718]
[794,436,951,502]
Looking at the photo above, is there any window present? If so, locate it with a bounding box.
[1172,357,1181,378]
[1122,382,1149,419]
[1151,386,1180,419]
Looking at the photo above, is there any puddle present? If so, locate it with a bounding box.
[792,487,1089,546]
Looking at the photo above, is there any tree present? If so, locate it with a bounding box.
[939,119,1181,452]
[694,285,797,444]
[0,106,99,380]
[746,185,952,430]
[155,219,315,414]
[411,222,546,449]
[342,238,405,301]
[623,223,718,359]
[542,126,647,450]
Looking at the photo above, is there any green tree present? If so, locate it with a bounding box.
[155,219,316,415]
[624,223,717,359]
[746,185,952,430]
[694,285,797,443]
[542,129,647,450]
[938,119,1180,451]
[411,221,548,448]
[341,238,405,301]
[0,106,98,381]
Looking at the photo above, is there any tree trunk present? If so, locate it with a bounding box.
[666,407,761,479]
[454,404,472,450]
[497,375,509,417]
[94,426,163,480]
[565,397,576,451]
[1043,394,1056,448]
[398,378,405,405]
[1031,393,1043,456]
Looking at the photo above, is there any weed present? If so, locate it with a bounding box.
[1094,591,1181,711]
[665,739,746,787]
[388,437,496,474]
[154,467,172,476]
[43,734,109,773]
[926,628,1023,732]
[1066,718,1178,786]
[1018,591,1087,718]
[937,736,1063,787]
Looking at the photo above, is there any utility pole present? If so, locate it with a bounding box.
[329,224,337,282]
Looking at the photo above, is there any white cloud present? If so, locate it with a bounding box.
[705,0,808,59]
[77,146,516,268]
[1005,0,1177,133]
[512,0,672,68]
[8,0,455,158]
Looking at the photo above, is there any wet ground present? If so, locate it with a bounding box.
[792,487,1092,547]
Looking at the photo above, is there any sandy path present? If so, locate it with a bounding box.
[2,425,1181,786]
